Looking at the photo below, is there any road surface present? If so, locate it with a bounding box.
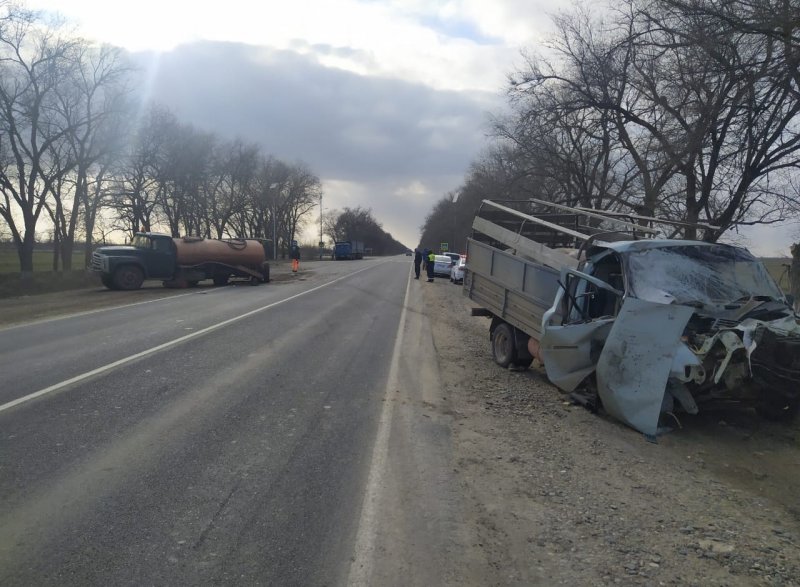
[0,257,463,586]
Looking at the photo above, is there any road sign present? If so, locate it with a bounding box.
[440,242,449,252]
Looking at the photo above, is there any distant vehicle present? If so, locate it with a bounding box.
[432,254,454,277]
[450,256,466,284]
[333,240,365,260]
[91,232,270,290]
[405,249,413,256]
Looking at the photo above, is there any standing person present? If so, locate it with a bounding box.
[421,247,430,273]
[413,248,422,279]
[291,240,301,272]
[426,249,435,282]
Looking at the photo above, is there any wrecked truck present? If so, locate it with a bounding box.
[464,199,800,437]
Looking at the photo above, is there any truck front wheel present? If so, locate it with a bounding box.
[113,265,144,290]
[100,275,117,290]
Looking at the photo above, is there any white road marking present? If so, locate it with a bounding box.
[347,270,412,585]
[0,264,382,414]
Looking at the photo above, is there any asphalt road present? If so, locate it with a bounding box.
[0,257,416,586]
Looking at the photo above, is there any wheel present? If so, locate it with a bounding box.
[213,275,229,286]
[491,323,517,368]
[100,275,116,290]
[113,265,144,290]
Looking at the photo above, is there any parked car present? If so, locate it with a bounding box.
[432,254,455,277]
[444,252,461,264]
[450,257,466,284]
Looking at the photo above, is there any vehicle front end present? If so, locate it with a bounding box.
[622,242,800,426]
[541,240,800,436]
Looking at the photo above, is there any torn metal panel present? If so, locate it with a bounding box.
[539,318,615,392]
[595,298,694,436]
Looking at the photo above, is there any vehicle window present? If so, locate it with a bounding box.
[626,245,784,305]
[563,273,623,324]
[132,235,152,249]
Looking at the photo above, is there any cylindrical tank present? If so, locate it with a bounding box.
[173,236,266,268]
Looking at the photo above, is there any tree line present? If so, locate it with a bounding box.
[420,0,800,259]
[322,205,408,256]
[0,3,326,275]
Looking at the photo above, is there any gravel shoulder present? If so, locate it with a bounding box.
[421,276,800,587]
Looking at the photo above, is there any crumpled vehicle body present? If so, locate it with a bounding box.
[539,240,800,436]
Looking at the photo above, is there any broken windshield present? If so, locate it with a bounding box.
[625,244,784,306]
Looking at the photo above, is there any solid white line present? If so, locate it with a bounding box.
[0,264,380,414]
[347,271,412,585]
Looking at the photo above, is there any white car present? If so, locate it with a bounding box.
[432,255,454,277]
[450,257,466,284]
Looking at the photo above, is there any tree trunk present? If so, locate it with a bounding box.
[18,230,36,278]
[791,243,800,313]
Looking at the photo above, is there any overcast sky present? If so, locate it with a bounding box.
[28,0,799,254]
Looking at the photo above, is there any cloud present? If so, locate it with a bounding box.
[131,41,500,247]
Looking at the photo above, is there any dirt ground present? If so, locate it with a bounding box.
[0,264,298,329]
[422,277,800,586]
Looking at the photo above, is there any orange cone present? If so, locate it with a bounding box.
[292,259,299,272]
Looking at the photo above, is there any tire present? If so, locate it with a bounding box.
[100,275,116,290]
[491,323,517,368]
[113,265,144,290]
[213,275,229,286]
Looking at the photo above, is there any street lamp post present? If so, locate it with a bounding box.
[269,183,279,260]
[319,193,323,260]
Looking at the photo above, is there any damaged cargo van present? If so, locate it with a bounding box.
[465,200,800,437]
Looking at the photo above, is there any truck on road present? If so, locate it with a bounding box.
[465,199,800,436]
[91,233,270,290]
[333,240,365,260]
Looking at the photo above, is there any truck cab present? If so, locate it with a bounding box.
[91,233,176,290]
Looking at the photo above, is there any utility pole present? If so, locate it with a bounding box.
[319,192,324,260]
[269,183,279,260]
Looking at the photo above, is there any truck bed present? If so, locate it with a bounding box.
[464,238,561,341]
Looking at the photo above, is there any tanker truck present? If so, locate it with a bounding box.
[90,232,270,290]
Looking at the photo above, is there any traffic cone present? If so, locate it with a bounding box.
[292,259,299,272]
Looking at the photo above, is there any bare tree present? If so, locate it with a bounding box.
[504,0,800,240]
[0,6,80,275]
[59,42,132,268]
[107,104,173,238]
[282,162,321,250]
